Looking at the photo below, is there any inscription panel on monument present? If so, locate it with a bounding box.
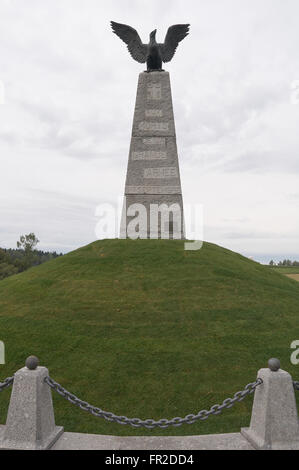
[132,151,167,161]
[139,122,169,132]
[144,167,178,178]
[143,137,166,146]
[126,185,182,194]
[145,109,163,118]
[147,83,162,100]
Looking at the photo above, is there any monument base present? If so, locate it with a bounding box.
[120,194,185,240]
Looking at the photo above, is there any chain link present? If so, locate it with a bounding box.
[45,376,262,429]
[294,381,299,391]
[0,376,14,392]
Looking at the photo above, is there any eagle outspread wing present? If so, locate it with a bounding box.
[111,21,148,64]
[160,24,190,63]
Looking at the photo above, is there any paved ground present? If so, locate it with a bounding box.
[0,425,254,450]
[51,431,254,450]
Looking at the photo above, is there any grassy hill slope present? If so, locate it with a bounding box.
[0,239,299,436]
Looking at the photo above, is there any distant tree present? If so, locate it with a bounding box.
[276,259,299,267]
[17,233,40,253]
[0,262,18,280]
[0,248,8,263]
[278,259,291,266]
[0,242,63,281]
[269,260,275,266]
[16,233,40,269]
[0,249,18,280]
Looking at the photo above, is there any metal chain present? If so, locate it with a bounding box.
[45,376,262,429]
[294,381,299,391]
[0,376,14,392]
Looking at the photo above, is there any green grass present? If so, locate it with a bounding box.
[0,239,299,436]
[270,266,299,274]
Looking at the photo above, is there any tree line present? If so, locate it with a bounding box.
[0,233,63,281]
[269,259,299,266]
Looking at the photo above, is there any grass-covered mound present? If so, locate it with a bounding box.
[0,239,299,436]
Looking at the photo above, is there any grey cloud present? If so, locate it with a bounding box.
[0,130,21,146]
[222,149,299,174]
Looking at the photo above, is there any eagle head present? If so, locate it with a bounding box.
[150,29,157,40]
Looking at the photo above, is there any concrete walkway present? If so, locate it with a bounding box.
[52,431,254,450]
[0,425,254,450]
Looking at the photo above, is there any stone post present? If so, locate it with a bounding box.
[0,356,63,450]
[241,358,299,450]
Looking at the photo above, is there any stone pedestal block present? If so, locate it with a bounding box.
[241,367,299,450]
[0,366,63,450]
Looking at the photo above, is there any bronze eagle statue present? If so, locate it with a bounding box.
[111,21,190,72]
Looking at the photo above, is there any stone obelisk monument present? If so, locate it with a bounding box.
[121,71,184,238]
[111,21,190,239]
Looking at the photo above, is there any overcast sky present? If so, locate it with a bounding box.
[0,0,298,262]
